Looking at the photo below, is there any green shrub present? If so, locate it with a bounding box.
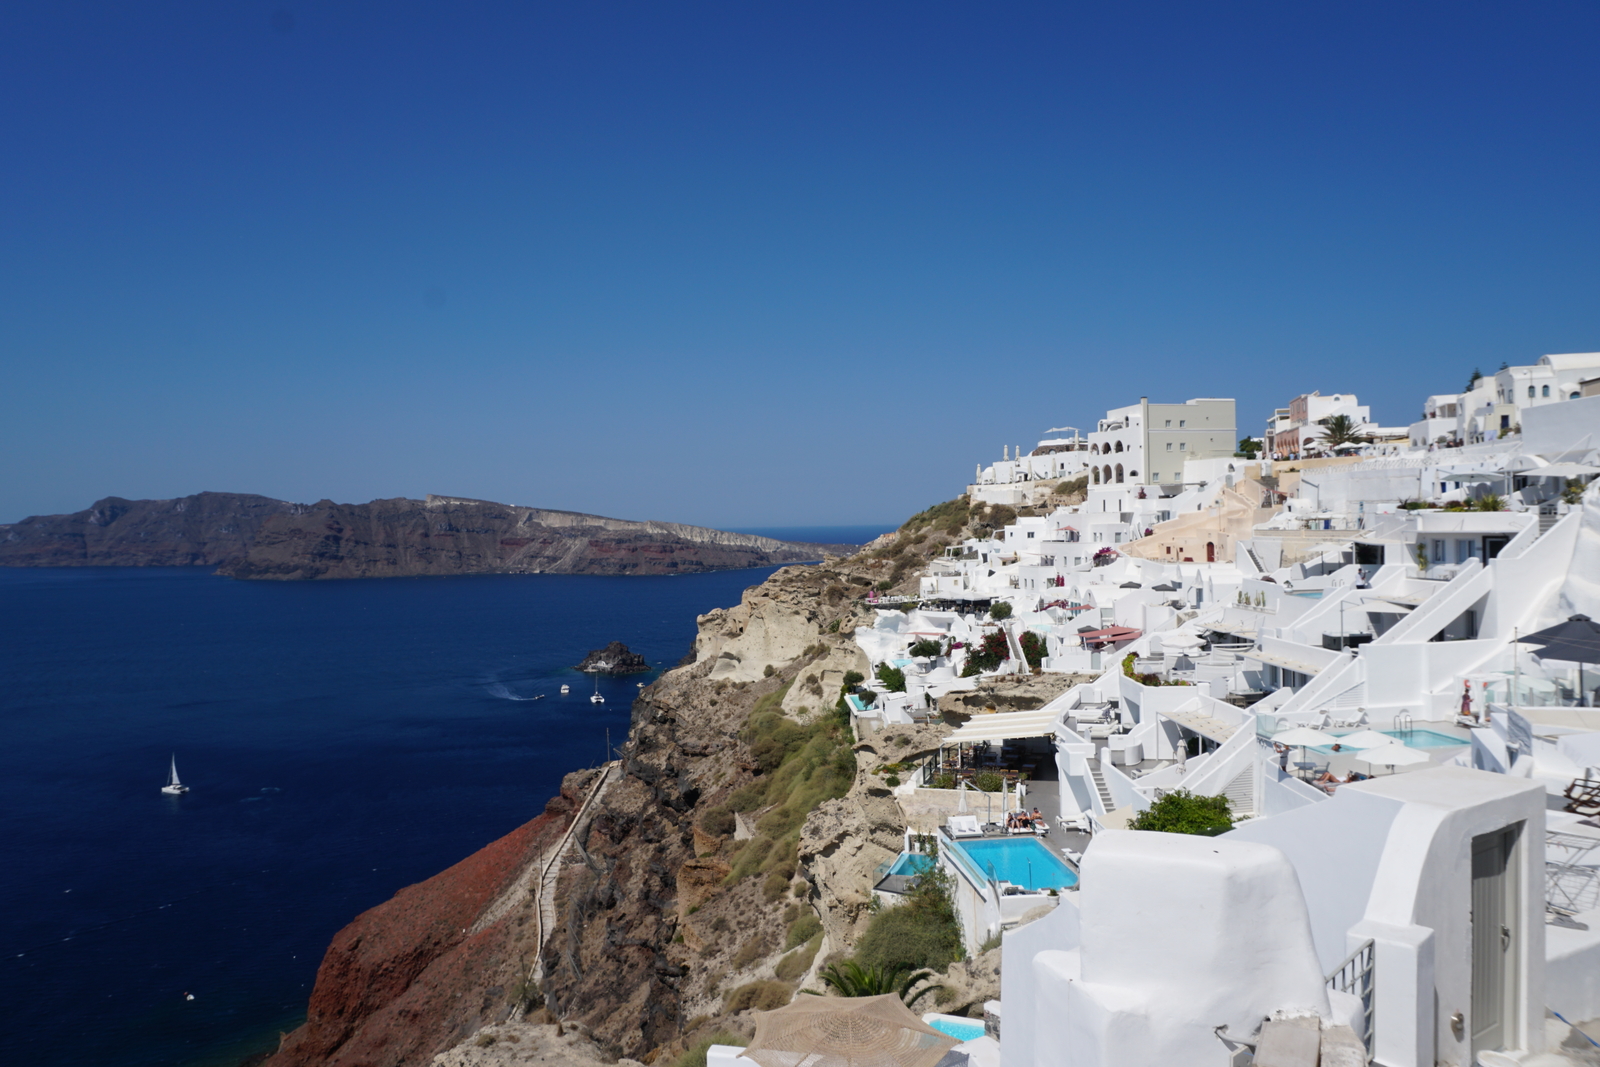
[884,774,901,787]
[785,912,823,949]
[723,980,792,1013]
[932,773,956,790]
[1019,630,1046,669]
[1128,788,1233,836]
[774,932,823,980]
[700,807,735,837]
[907,638,942,658]
[732,936,771,970]
[854,868,963,973]
[828,619,842,633]
[973,771,1003,792]
[988,602,1013,620]
[875,664,906,692]
[673,1032,748,1067]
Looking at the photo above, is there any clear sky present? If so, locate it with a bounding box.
[4,2,1599,528]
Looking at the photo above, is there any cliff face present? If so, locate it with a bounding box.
[265,524,972,1067]
[0,492,295,567]
[0,493,841,578]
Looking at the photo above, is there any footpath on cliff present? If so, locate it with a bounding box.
[261,497,1070,1067]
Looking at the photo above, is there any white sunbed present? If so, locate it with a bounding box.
[947,815,983,837]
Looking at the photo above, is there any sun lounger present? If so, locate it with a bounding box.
[947,815,983,837]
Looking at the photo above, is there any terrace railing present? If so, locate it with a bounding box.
[1325,938,1375,1057]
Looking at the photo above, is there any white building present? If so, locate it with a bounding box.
[1084,398,1236,488]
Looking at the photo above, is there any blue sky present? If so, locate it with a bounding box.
[4,2,1599,528]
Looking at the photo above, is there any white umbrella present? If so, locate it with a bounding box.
[1271,727,1338,747]
[1271,726,1338,779]
[956,779,969,813]
[1358,742,1430,773]
[1160,632,1205,651]
[1329,729,1395,749]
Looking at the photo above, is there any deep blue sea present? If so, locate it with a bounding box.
[0,526,887,1067]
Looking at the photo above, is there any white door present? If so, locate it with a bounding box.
[1471,826,1519,1054]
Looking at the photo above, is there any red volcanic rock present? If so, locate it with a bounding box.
[266,784,584,1067]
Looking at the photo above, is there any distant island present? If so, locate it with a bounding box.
[574,642,650,674]
[0,492,849,580]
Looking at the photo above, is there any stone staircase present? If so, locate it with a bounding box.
[1087,755,1115,812]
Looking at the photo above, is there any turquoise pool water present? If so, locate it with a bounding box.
[952,837,1078,891]
[1311,727,1468,755]
[889,853,936,877]
[1382,728,1468,749]
[927,1018,985,1042]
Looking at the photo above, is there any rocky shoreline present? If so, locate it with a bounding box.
[255,505,1007,1067]
[574,643,650,674]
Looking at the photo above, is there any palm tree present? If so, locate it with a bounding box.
[1318,414,1368,451]
[812,961,942,1007]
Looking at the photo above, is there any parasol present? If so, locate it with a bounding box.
[1523,615,1600,707]
[742,994,959,1067]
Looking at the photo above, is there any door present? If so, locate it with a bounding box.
[1471,826,1519,1054]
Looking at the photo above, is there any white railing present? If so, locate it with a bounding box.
[1325,938,1375,1057]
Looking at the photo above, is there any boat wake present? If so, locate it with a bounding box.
[486,682,544,702]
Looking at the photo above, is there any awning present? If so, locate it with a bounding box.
[1524,462,1600,479]
[1162,707,1243,743]
[943,708,1063,744]
[1242,647,1331,676]
[1076,626,1142,646]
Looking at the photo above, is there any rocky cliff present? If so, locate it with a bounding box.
[263,507,1007,1067]
[0,493,845,578]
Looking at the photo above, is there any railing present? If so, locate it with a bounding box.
[1325,938,1375,1057]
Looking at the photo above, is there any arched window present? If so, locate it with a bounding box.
[1102,465,1112,483]
[1543,385,1550,397]
[1090,443,1099,455]
[1128,470,1138,479]
[1091,467,1101,484]
[1115,464,1124,484]
[1113,441,1123,453]
[1528,385,1536,398]
[1572,391,1582,400]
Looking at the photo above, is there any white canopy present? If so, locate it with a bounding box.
[1271,726,1338,747]
[1358,742,1430,767]
[943,708,1062,744]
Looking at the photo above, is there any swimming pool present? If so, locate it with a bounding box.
[1381,728,1468,749]
[923,1015,985,1042]
[1311,727,1468,755]
[951,837,1078,891]
[888,853,936,877]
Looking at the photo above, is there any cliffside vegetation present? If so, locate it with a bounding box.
[851,867,963,975]
[706,686,857,897]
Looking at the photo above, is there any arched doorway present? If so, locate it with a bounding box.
[1115,464,1124,483]
[1206,541,1216,563]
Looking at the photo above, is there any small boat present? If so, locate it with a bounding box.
[590,675,605,705]
[161,754,190,795]
[560,684,570,694]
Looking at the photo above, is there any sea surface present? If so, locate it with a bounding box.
[0,528,888,1067]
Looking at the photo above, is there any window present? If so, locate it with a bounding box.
[1179,442,1187,451]
[1165,419,1172,427]
[1431,539,1446,563]
[1179,419,1186,427]
[1152,472,1160,481]
[1026,531,1035,538]
[1543,385,1551,397]
[1166,442,1173,451]
[1528,385,1536,398]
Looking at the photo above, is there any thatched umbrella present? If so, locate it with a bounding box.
[741,994,959,1067]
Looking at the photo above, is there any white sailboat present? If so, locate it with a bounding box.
[161,754,190,795]
[590,674,605,705]
[560,683,570,694]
